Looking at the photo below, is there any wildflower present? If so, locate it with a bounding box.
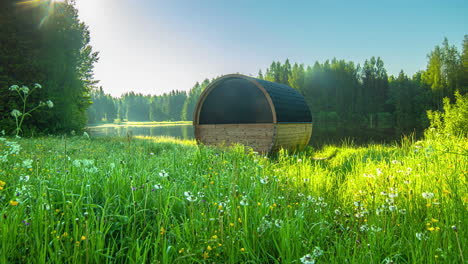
[334,209,341,215]
[422,192,435,199]
[45,100,54,108]
[20,85,29,94]
[388,193,398,198]
[259,177,269,184]
[398,209,407,214]
[313,246,324,257]
[416,232,428,241]
[376,168,383,176]
[160,227,166,235]
[274,219,283,228]
[9,85,19,91]
[360,225,369,232]
[240,248,245,252]
[184,191,197,202]
[34,83,42,89]
[178,248,184,254]
[207,245,212,251]
[11,109,22,118]
[9,200,19,206]
[240,196,249,206]
[0,180,6,187]
[19,175,30,182]
[22,159,33,169]
[159,170,169,178]
[81,236,86,240]
[153,184,163,190]
[388,205,397,212]
[300,254,316,264]
[197,191,205,198]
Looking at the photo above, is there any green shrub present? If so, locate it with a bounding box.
[427,91,468,137]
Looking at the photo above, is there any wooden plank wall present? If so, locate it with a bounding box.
[272,123,312,151]
[197,124,275,153]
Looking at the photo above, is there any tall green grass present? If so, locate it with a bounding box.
[0,133,466,263]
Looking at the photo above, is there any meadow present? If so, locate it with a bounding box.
[0,131,466,263]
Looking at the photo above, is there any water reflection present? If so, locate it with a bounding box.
[87,125,194,139]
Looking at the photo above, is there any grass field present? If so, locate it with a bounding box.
[0,132,466,263]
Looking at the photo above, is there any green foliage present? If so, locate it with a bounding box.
[427,91,468,137]
[422,38,463,109]
[0,0,98,134]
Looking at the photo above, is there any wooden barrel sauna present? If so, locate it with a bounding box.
[193,74,313,153]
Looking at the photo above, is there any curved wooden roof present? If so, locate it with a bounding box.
[194,74,312,125]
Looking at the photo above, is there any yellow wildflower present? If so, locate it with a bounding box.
[9,200,19,206]
[81,236,86,240]
[160,227,166,235]
[207,245,212,251]
[240,248,245,252]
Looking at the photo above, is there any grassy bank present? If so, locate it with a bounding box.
[0,133,466,263]
[87,121,192,128]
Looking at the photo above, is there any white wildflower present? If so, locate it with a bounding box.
[416,232,428,241]
[21,86,29,94]
[184,191,197,202]
[312,246,323,257]
[153,184,163,190]
[46,100,54,108]
[11,109,22,118]
[259,177,269,184]
[376,168,383,176]
[34,83,42,89]
[22,159,33,168]
[300,254,316,264]
[9,85,19,91]
[240,196,249,206]
[273,219,283,228]
[360,225,369,232]
[422,192,434,199]
[159,170,169,178]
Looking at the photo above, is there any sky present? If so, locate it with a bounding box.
[74,0,468,97]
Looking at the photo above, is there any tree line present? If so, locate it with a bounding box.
[87,79,212,123]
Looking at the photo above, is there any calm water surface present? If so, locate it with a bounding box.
[87,124,194,139]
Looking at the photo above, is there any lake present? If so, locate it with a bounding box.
[87,122,194,139]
